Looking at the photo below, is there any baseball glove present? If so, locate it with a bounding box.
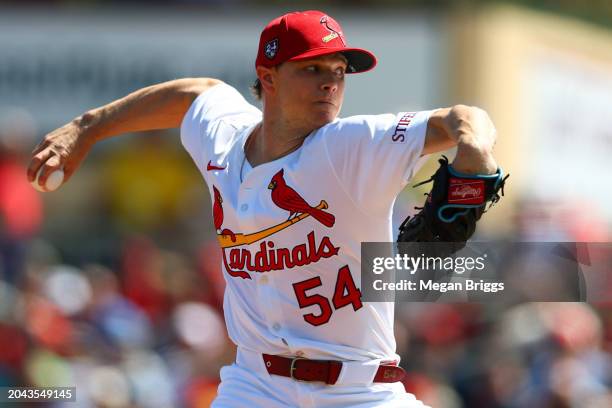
[397,156,508,249]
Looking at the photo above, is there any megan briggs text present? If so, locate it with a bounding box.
[373,279,505,293]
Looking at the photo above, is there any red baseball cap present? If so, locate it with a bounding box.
[256,10,377,74]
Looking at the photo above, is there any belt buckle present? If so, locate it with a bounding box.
[289,357,308,382]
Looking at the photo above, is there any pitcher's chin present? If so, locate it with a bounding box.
[312,109,339,127]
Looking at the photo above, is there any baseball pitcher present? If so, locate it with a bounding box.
[28,10,506,407]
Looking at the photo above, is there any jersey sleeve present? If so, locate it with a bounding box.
[180,83,261,172]
[323,111,433,215]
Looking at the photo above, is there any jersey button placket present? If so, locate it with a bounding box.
[256,275,285,341]
[236,184,255,230]
[237,171,285,345]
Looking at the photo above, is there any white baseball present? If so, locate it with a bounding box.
[31,168,65,192]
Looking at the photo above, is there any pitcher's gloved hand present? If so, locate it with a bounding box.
[397,156,509,253]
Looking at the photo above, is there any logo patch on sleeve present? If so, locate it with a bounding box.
[448,178,485,205]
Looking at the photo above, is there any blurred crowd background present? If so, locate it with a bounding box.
[1,1,611,407]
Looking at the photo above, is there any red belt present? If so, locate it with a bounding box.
[262,354,406,385]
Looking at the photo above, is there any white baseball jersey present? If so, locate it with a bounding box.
[180,83,431,363]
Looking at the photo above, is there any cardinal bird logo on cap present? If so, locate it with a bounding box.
[320,16,346,46]
[264,38,279,59]
[268,169,335,228]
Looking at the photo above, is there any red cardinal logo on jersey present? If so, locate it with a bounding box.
[207,161,226,171]
[268,169,335,228]
[212,186,236,242]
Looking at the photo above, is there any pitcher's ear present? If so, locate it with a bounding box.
[256,66,276,95]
